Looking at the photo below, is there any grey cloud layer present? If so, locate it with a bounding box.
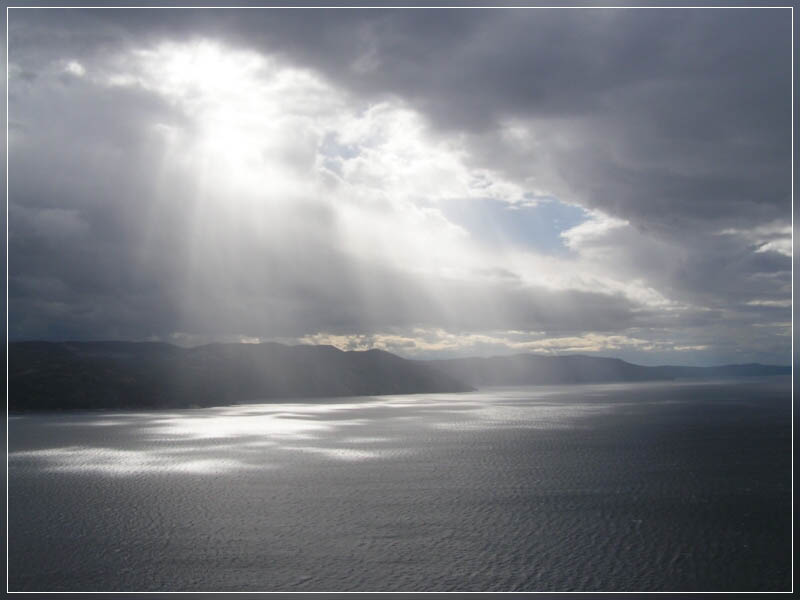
[7,8,792,364]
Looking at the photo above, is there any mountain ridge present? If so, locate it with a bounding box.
[422,352,790,387]
[7,341,790,411]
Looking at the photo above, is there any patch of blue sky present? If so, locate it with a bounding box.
[318,132,361,176]
[439,196,588,254]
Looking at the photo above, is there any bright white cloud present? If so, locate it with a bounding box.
[297,328,717,359]
[63,60,86,77]
[96,39,532,285]
[746,299,792,308]
[718,222,792,257]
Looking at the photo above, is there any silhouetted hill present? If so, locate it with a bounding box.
[8,341,472,411]
[424,354,791,387]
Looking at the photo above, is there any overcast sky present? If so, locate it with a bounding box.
[6,6,792,365]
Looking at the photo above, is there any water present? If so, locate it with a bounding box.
[8,378,792,591]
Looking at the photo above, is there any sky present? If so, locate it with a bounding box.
[6,6,793,366]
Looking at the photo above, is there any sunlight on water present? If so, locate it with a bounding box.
[434,401,620,431]
[10,446,263,475]
[142,410,343,441]
[8,387,626,476]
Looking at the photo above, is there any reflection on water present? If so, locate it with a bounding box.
[9,386,626,476]
[11,446,258,475]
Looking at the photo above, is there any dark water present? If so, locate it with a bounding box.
[8,378,792,591]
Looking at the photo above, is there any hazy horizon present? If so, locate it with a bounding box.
[7,7,792,367]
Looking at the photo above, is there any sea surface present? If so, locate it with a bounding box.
[8,378,792,591]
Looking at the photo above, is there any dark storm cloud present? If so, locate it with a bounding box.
[12,8,789,229]
[6,7,792,363]
[10,7,790,226]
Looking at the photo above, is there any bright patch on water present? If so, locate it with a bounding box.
[8,380,792,592]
